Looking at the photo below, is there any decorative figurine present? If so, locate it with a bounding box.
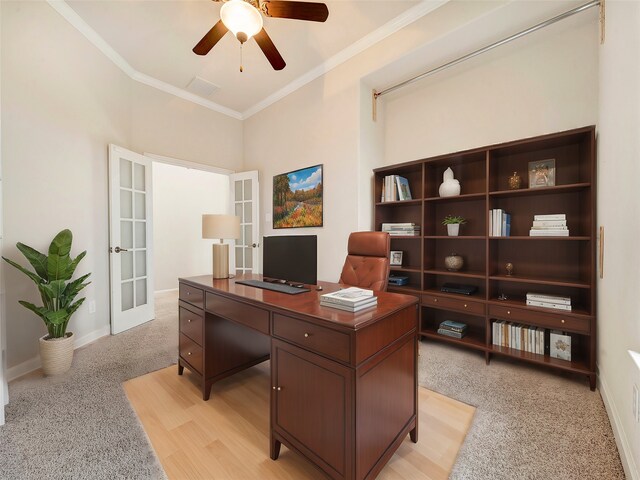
[439,167,461,197]
[444,253,464,272]
[498,293,508,301]
[508,171,522,190]
[505,262,514,276]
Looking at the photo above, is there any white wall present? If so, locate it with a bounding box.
[597,1,640,477]
[152,162,229,292]
[0,1,243,374]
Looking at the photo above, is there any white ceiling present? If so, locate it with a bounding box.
[64,0,428,116]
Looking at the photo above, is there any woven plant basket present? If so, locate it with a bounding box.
[39,332,74,375]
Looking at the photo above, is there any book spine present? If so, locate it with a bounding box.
[439,325,467,333]
[321,297,376,307]
[437,329,466,339]
[529,229,570,236]
[526,299,572,311]
[534,214,566,221]
[532,220,567,227]
[526,293,571,304]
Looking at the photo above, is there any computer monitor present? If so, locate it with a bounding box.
[263,235,317,285]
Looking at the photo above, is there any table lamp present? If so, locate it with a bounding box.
[202,214,241,279]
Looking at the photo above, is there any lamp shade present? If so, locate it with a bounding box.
[220,0,264,39]
[202,214,241,240]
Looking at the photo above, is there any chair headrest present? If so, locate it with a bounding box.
[347,232,390,257]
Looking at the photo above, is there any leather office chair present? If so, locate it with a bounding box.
[339,231,391,292]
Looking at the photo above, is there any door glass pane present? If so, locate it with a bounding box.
[135,192,146,220]
[244,225,252,247]
[121,252,133,280]
[235,181,242,201]
[244,202,252,223]
[135,222,146,248]
[134,163,145,191]
[120,190,132,219]
[120,158,132,188]
[121,281,134,311]
[243,179,252,200]
[235,203,242,218]
[136,279,147,307]
[245,248,252,269]
[121,221,133,249]
[136,251,146,277]
[236,247,244,268]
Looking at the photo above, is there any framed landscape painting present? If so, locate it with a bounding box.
[273,164,323,229]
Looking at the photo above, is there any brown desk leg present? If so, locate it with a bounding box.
[178,362,184,375]
[270,436,281,460]
[203,381,213,401]
[410,425,418,443]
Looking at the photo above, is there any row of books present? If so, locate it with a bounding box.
[489,209,511,237]
[381,175,412,202]
[529,214,569,237]
[381,223,421,236]
[526,292,572,311]
[492,321,545,354]
[437,320,468,339]
[320,287,377,312]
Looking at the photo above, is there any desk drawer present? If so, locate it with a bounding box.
[273,314,350,363]
[179,307,203,345]
[179,283,204,309]
[422,293,485,316]
[206,293,270,335]
[488,304,590,334]
[180,333,203,373]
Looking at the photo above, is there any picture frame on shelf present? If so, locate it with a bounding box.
[528,158,556,188]
[390,251,403,266]
[550,331,571,361]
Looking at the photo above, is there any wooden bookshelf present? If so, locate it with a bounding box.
[374,126,597,389]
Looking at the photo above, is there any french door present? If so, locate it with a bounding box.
[230,171,260,274]
[108,145,155,334]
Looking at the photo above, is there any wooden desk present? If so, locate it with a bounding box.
[177,274,419,480]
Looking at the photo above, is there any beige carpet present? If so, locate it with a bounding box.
[420,341,625,479]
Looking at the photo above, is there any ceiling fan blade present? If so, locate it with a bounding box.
[261,1,329,22]
[193,20,228,56]
[254,28,286,71]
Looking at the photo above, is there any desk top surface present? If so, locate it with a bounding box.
[179,274,418,330]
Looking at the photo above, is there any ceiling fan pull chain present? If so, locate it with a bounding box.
[240,43,244,73]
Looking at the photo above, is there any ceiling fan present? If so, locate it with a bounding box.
[193,0,329,71]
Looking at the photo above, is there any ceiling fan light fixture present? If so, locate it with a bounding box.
[220,0,264,42]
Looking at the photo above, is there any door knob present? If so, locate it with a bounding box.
[114,246,128,253]
[252,243,258,248]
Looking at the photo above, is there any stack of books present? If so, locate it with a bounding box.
[320,287,377,312]
[381,223,421,236]
[526,292,572,311]
[529,214,569,236]
[489,209,511,236]
[381,175,412,202]
[492,321,546,354]
[437,320,468,339]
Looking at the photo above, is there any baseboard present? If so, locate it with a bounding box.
[155,288,178,295]
[6,325,110,382]
[599,369,640,480]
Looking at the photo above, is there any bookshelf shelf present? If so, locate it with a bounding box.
[374,125,597,389]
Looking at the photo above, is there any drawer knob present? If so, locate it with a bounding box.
[188,319,192,323]
[304,333,310,338]
[272,386,276,390]
[507,310,511,315]
[277,387,282,391]
[187,352,192,356]
[433,298,438,302]
[187,292,190,295]
[464,304,468,308]
[561,319,565,324]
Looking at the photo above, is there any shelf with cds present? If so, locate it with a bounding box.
[373,126,596,389]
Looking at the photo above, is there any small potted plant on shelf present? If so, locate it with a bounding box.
[2,229,91,376]
[442,215,466,236]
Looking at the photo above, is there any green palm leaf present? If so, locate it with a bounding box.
[18,301,48,322]
[47,229,73,281]
[66,251,87,279]
[2,256,43,285]
[16,243,48,280]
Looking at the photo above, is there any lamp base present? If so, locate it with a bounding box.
[212,243,230,279]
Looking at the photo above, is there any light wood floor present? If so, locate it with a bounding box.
[124,363,475,480]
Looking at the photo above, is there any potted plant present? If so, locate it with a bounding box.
[2,229,90,375]
[442,215,466,236]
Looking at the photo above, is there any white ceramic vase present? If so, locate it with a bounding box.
[39,332,74,375]
[439,167,461,197]
[447,224,460,236]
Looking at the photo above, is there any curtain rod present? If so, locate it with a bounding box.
[373,0,602,104]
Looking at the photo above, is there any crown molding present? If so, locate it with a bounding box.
[46,0,243,120]
[46,0,448,121]
[241,0,448,119]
